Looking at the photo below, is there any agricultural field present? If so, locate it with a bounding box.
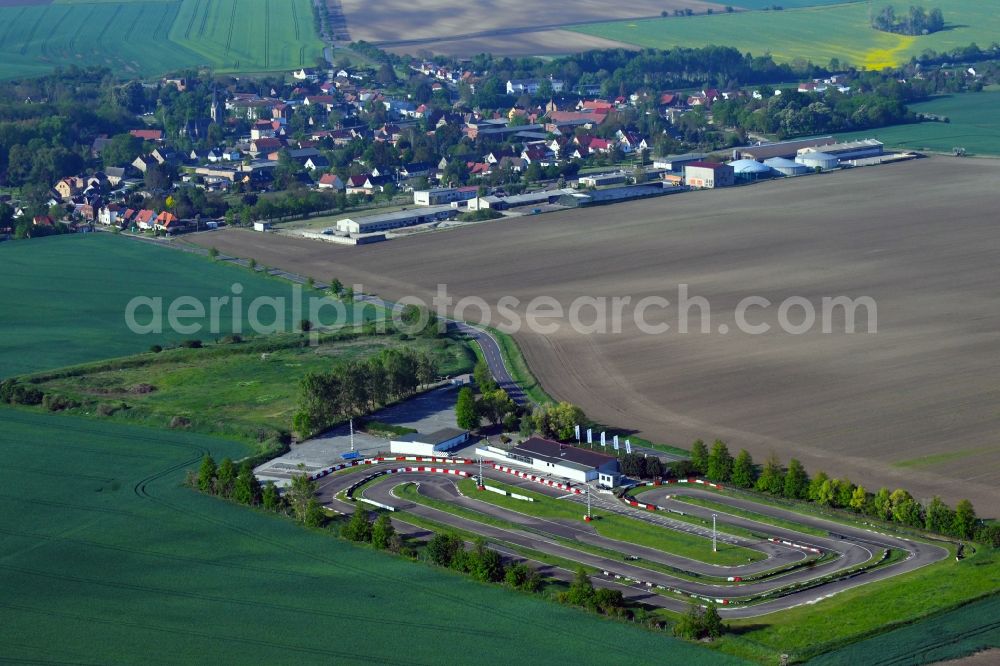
[0,408,736,664]
[15,330,475,444]
[832,91,1000,157]
[185,158,1000,512]
[0,234,369,378]
[340,0,727,57]
[571,0,1000,69]
[0,0,322,80]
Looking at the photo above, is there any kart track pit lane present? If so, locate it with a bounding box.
[310,460,949,618]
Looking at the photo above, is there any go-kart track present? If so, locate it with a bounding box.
[311,456,949,618]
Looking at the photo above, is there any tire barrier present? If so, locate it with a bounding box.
[768,537,823,555]
[491,464,584,494]
[358,497,395,512]
[309,456,474,481]
[483,484,534,502]
[600,570,731,605]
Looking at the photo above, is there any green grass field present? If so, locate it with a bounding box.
[0,234,372,378]
[832,91,1000,156]
[572,0,1000,69]
[17,330,475,444]
[0,408,742,664]
[0,0,322,80]
[454,478,764,565]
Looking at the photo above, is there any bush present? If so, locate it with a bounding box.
[96,402,124,417]
[181,339,202,349]
[42,393,78,412]
[169,415,192,429]
[149,344,163,353]
[9,384,43,405]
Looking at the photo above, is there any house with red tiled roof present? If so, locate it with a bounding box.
[250,137,283,154]
[130,129,164,142]
[135,209,157,230]
[155,211,182,232]
[317,173,345,190]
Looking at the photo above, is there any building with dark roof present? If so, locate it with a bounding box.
[390,428,470,456]
[507,437,621,486]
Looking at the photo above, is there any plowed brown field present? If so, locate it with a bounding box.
[188,157,1000,511]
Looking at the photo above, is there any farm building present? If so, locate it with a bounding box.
[653,153,707,172]
[468,188,575,211]
[578,172,627,188]
[557,184,676,207]
[413,188,475,206]
[335,206,456,234]
[505,437,621,486]
[796,151,839,171]
[764,157,810,176]
[389,428,470,457]
[685,162,735,189]
[736,137,835,161]
[728,159,773,181]
[799,138,884,161]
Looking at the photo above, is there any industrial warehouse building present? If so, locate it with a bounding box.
[558,183,678,207]
[799,138,884,161]
[335,206,456,234]
[504,437,621,486]
[795,151,840,171]
[653,153,707,171]
[735,137,835,161]
[413,188,476,206]
[684,162,735,189]
[578,172,627,188]
[389,428,470,457]
[468,188,575,211]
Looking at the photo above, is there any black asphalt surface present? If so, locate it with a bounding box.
[313,460,950,618]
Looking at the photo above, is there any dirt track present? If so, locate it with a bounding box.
[187,157,1000,511]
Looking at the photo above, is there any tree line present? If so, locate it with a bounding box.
[293,347,439,437]
[679,440,996,546]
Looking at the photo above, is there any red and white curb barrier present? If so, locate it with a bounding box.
[492,464,584,494]
[601,571,731,604]
[768,538,822,555]
[309,456,474,480]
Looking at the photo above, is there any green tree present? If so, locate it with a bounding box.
[473,359,496,393]
[889,488,914,523]
[504,562,542,592]
[706,440,733,482]
[564,567,595,608]
[215,458,236,497]
[519,414,534,438]
[673,602,703,639]
[807,471,830,503]
[690,440,709,474]
[731,449,755,488]
[372,513,395,549]
[471,539,505,583]
[343,506,372,542]
[702,603,724,639]
[329,278,344,296]
[756,452,784,495]
[479,388,516,426]
[783,458,809,499]
[953,499,976,539]
[427,533,464,567]
[304,499,326,528]
[232,461,261,505]
[261,481,281,511]
[287,472,318,523]
[849,485,868,512]
[197,454,217,493]
[924,496,954,534]
[873,487,892,520]
[455,386,479,430]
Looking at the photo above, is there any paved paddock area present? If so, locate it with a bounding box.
[256,384,469,485]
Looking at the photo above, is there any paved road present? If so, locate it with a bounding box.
[311,459,950,618]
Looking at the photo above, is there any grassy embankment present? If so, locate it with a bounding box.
[11,329,475,448]
[644,492,830,538]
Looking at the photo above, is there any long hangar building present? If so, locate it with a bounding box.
[503,437,622,487]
